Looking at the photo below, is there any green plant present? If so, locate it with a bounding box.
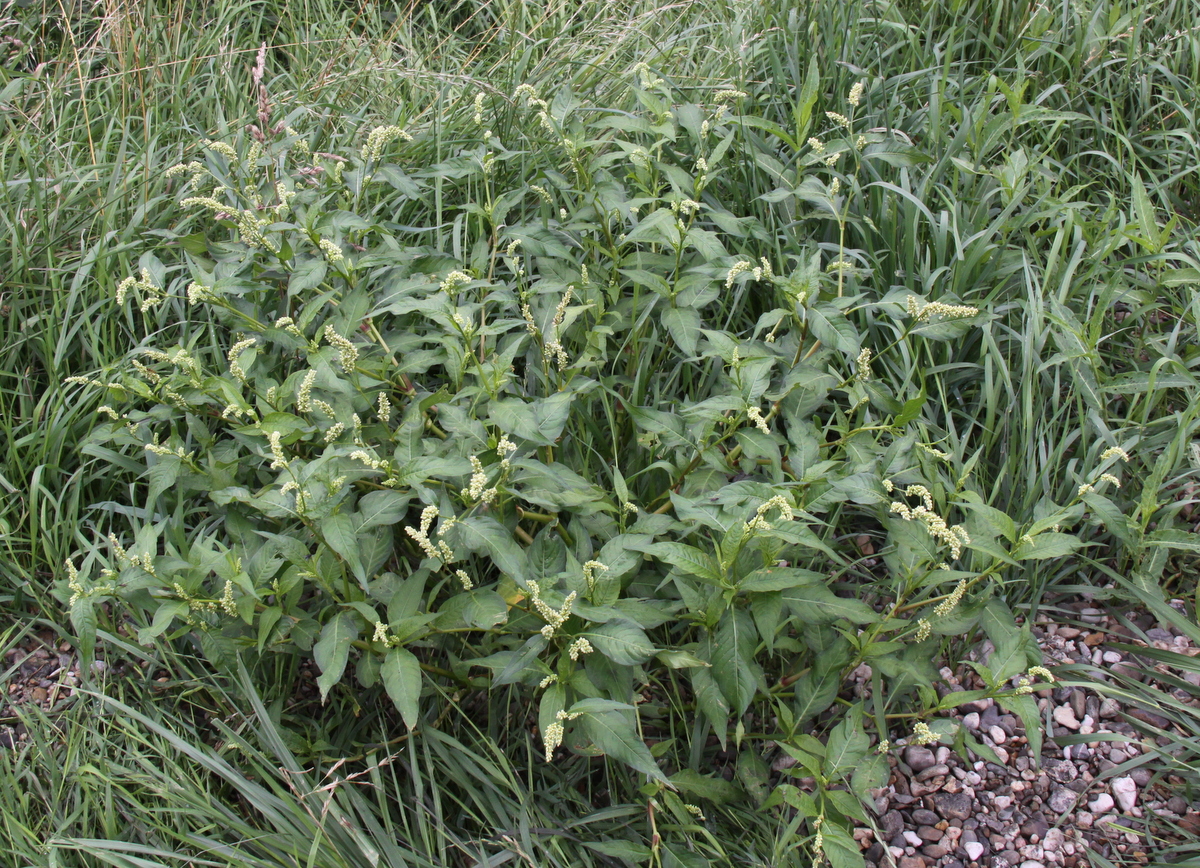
[58,63,1139,863]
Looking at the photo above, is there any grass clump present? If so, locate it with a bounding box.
[3,0,1200,864]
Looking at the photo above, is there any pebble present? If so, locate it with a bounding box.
[1098,698,1120,718]
[904,831,924,847]
[1111,776,1137,811]
[905,746,938,773]
[1088,793,1114,813]
[1043,758,1077,783]
[917,826,944,842]
[962,712,980,731]
[1047,788,1077,814]
[899,857,925,868]
[1102,650,1122,663]
[1042,829,1064,852]
[916,763,950,782]
[989,726,1007,745]
[934,792,974,821]
[912,809,939,826]
[1052,706,1080,730]
[964,842,985,861]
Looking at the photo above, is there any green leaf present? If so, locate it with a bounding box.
[582,711,668,782]
[823,705,870,777]
[662,307,701,356]
[582,841,653,861]
[988,627,1032,686]
[321,513,366,587]
[670,769,744,804]
[314,611,360,703]
[70,597,98,672]
[646,542,724,586]
[822,822,866,868]
[710,610,759,717]
[792,667,840,727]
[997,693,1042,760]
[453,516,528,583]
[357,490,411,529]
[806,303,860,355]
[1013,531,1082,560]
[739,567,823,592]
[691,666,730,747]
[584,620,655,665]
[1144,528,1200,553]
[487,392,573,446]
[381,646,422,730]
[493,634,547,686]
[781,585,878,624]
[137,600,189,645]
[288,257,327,295]
[850,751,889,801]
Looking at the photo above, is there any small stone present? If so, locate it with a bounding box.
[1056,627,1080,638]
[1088,793,1114,813]
[1111,776,1137,812]
[912,809,940,826]
[1052,706,1080,730]
[1101,650,1122,664]
[963,712,981,731]
[1130,767,1152,787]
[934,792,974,821]
[30,687,47,702]
[1019,815,1049,842]
[1020,861,1045,868]
[899,857,925,868]
[1127,707,1169,728]
[1167,797,1187,813]
[916,763,950,782]
[989,726,1008,745]
[993,795,1013,811]
[904,831,924,848]
[1075,811,1093,828]
[964,841,985,861]
[918,826,944,842]
[992,745,1010,764]
[1047,788,1077,814]
[905,745,938,772]
[1043,759,1077,784]
[922,844,950,859]
[882,810,904,836]
[1042,829,1064,853]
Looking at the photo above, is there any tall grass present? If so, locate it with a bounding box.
[2,0,1200,863]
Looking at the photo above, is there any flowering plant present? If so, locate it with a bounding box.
[64,65,1125,865]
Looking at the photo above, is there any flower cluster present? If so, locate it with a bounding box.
[542,708,581,762]
[582,560,608,595]
[323,324,358,372]
[744,495,794,534]
[462,455,498,504]
[855,347,872,382]
[360,125,412,163]
[568,637,594,660]
[229,336,260,384]
[116,268,162,309]
[526,579,576,639]
[746,406,771,434]
[906,295,979,321]
[889,485,970,560]
[910,721,938,745]
[848,81,865,107]
[406,505,453,562]
[543,287,573,371]
[933,579,968,617]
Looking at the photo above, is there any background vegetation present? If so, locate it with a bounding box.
[2,0,1200,865]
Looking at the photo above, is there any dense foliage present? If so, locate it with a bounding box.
[3,0,1200,865]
